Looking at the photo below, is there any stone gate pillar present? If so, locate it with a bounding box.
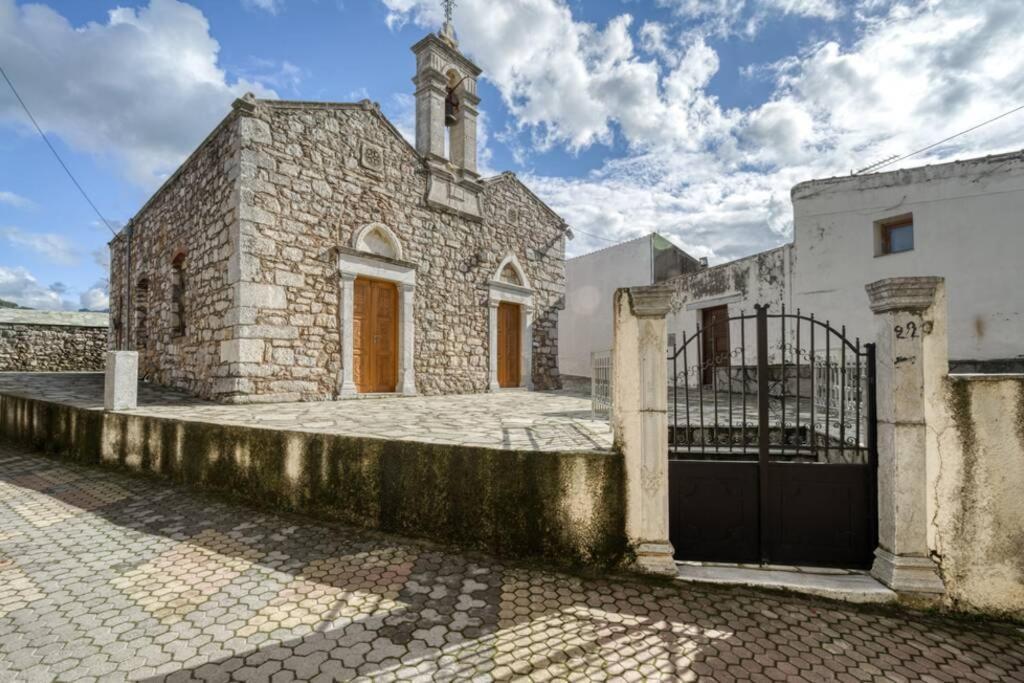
[611,285,677,576]
[866,276,947,594]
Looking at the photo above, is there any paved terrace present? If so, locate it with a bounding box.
[2,443,1023,682]
[0,373,612,453]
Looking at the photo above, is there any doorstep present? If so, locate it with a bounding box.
[676,561,897,605]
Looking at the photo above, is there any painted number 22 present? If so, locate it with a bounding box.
[894,321,918,339]
[894,321,924,339]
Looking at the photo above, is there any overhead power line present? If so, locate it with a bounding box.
[573,227,625,244]
[857,103,1024,175]
[0,63,118,237]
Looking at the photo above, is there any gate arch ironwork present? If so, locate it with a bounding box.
[667,304,878,568]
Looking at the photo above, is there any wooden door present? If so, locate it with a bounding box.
[353,278,398,393]
[701,305,730,385]
[497,302,521,388]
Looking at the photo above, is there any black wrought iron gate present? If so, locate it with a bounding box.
[668,305,878,568]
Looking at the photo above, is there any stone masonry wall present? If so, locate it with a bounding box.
[0,323,106,372]
[109,113,241,399]
[221,99,566,401]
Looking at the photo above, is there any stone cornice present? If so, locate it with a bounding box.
[866,276,944,313]
[487,279,533,297]
[334,245,418,272]
[410,33,482,77]
[628,285,674,317]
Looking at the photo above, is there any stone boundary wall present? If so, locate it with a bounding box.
[0,393,626,569]
[0,322,107,372]
[930,374,1024,619]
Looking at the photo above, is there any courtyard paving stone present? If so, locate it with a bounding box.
[0,373,611,453]
[0,442,1023,682]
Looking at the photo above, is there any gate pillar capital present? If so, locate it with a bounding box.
[612,285,677,577]
[866,276,947,594]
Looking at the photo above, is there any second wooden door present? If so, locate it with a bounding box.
[353,278,398,393]
[701,305,730,386]
[497,302,521,388]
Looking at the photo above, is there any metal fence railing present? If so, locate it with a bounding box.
[591,350,612,420]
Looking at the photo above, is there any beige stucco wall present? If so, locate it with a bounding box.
[926,374,1024,618]
[792,152,1024,364]
[560,236,654,380]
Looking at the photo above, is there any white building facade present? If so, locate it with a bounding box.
[666,150,1024,373]
[558,233,702,387]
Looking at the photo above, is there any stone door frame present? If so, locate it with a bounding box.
[488,254,533,391]
[337,229,416,398]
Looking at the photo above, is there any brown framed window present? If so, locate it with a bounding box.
[877,215,914,255]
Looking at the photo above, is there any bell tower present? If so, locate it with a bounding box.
[411,8,483,221]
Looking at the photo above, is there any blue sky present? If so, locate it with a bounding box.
[1,0,1023,310]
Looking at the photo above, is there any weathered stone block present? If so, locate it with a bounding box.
[235,283,287,309]
[104,351,138,411]
[275,270,305,287]
[220,339,265,364]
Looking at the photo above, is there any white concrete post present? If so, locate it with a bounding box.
[611,285,677,576]
[337,272,358,398]
[104,351,138,411]
[866,276,946,594]
[488,301,500,392]
[399,282,417,396]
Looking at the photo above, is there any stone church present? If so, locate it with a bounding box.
[108,22,571,403]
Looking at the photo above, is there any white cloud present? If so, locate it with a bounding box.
[657,0,841,35]
[0,0,277,187]
[0,191,31,209]
[383,0,1024,262]
[759,0,840,20]
[0,227,78,265]
[242,0,284,14]
[80,280,110,311]
[0,266,67,309]
[383,93,416,145]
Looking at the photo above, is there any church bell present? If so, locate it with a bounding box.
[445,88,460,127]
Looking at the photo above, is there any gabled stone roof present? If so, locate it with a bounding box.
[482,172,569,231]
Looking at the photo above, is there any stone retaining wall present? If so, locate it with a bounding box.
[0,321,106,372]
[0,393,626,569]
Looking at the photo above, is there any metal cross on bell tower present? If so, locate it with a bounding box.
[439,0,458,48]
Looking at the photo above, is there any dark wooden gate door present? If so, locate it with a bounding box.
[701,305,730,385]
[668,305,878,568]
[354,277,398,394]
[497,302,521,388]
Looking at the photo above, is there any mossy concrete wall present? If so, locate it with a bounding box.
[0,394,626,569]
[927,375,1024,619]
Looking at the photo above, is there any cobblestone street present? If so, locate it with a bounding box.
[1,444,1022,683]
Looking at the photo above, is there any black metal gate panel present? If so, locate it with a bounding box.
[668,305,878,568]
